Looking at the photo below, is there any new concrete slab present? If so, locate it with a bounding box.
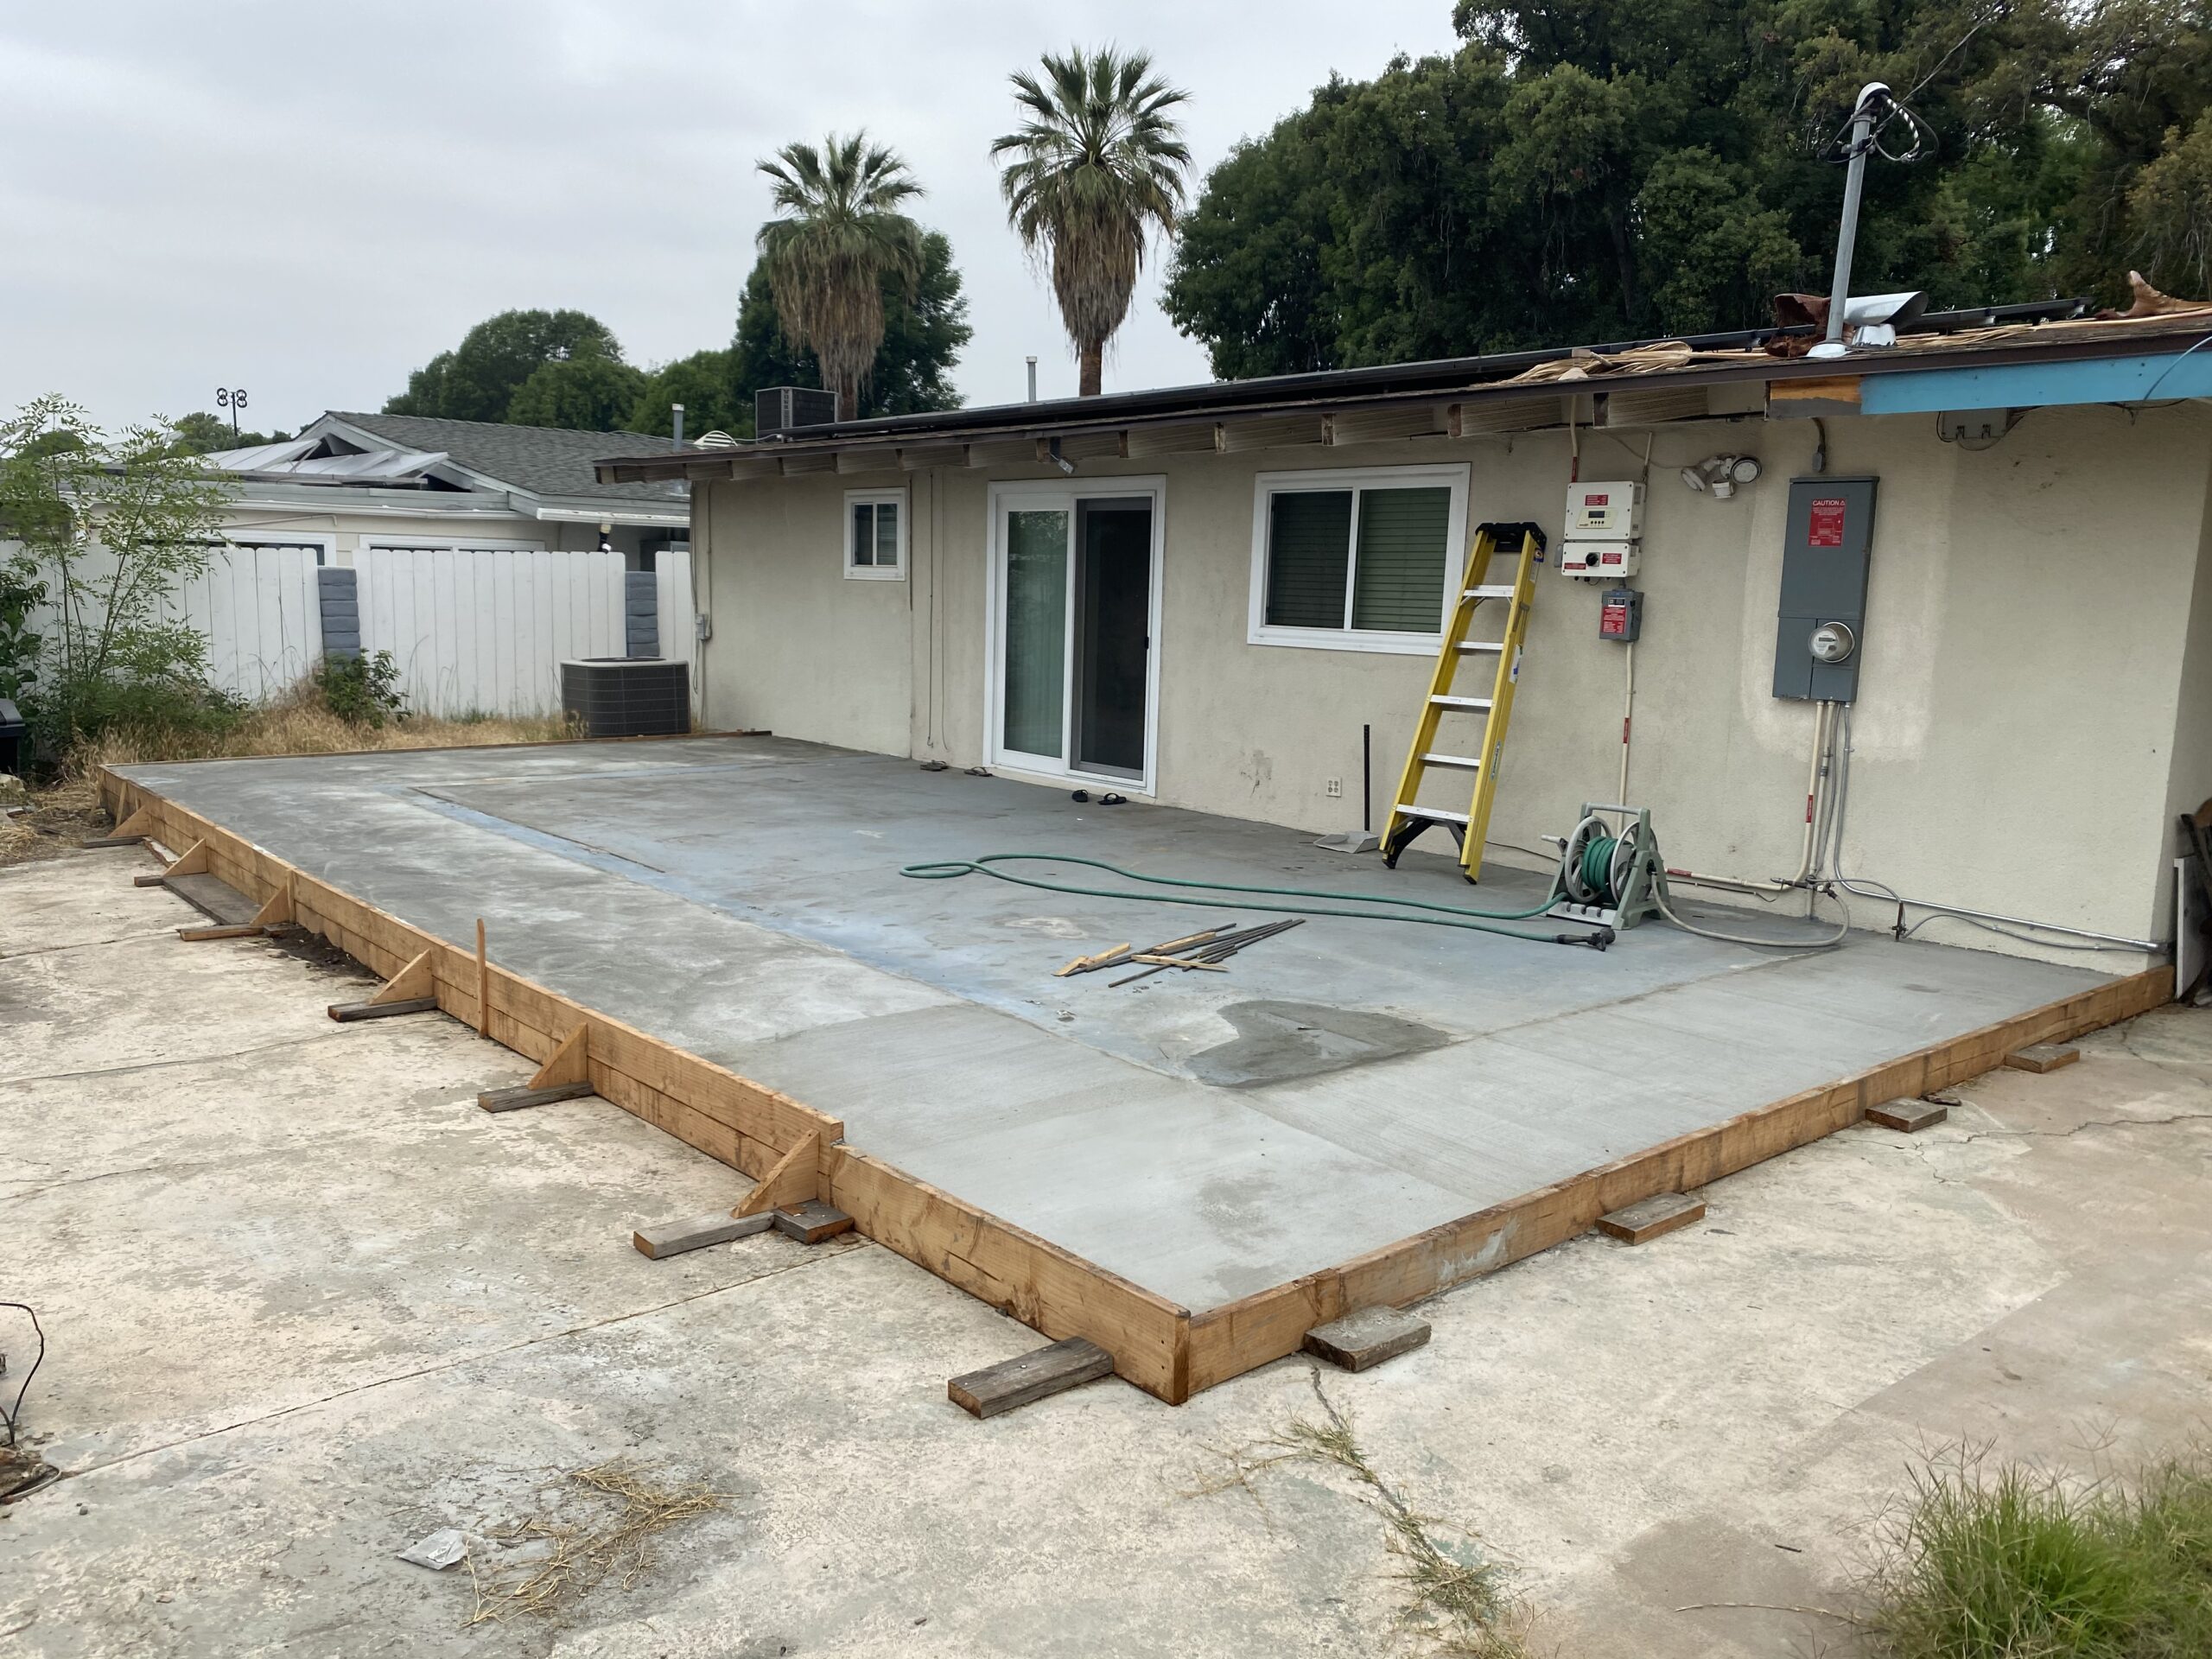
[110,736,2114,1310]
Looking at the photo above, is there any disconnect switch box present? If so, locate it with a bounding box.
[1773,477,1877,702]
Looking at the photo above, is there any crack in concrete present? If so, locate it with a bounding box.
[1,1163,171,1202]
[48,1238,867,1484]
[0,928,185,962]
[1961,1110,2212,1144]
[0,1027,372,1091]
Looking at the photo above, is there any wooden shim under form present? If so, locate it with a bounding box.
[1178,963,2170,1395]
[948,1338,1114,1418]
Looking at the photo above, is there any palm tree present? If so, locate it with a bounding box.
[991,48,1192,397]
[755,134,926,421]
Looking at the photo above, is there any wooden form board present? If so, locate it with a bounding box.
[98,766,2172,1406]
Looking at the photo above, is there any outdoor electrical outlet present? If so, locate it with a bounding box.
[1325,778,1344,798]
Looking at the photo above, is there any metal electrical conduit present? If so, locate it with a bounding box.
[1669,699,2161,954]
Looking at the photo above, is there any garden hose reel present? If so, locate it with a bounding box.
[1548,804,1669,931]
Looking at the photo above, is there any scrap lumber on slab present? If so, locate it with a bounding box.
[1595,1192,1706,1244]
[632,1211,774,1260]
[772,1200,854,1244]
[1867,1097,1948,1132]
[948,1338,1114,1418]
[2003,1043,2080,1074]
[1302,1306,1431,1372]
[1054,943,1132,977]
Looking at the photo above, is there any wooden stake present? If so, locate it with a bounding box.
[475,918,489,1037]
[734,1129,822,1217]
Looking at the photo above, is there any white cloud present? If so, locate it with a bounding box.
[0,0,1459,432]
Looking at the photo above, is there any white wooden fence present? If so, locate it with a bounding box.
[14,541,692,721]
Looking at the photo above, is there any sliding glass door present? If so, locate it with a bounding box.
[991,482,1160,788]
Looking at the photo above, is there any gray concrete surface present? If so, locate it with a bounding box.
[107,738,2114,1312]
[3,849,2207,1658]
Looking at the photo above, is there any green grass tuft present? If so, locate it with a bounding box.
[1865,1441,2212,1659]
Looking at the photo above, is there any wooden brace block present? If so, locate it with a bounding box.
[370,950,435,1006]
[1596,1192,1706,1244]
[89,804,156,845]
[529,1022,589,1089]
[162,839,210,879]
[478,1081,594,1114]
[1303,1306,1432,1372]
[2004,1043,2080,1074]
[178,923,270,943]
[248,875,295,931]
[948,1338,1115,1419]
[771,1200,854,1244]
[327,995,440,1023]
[632,1210,775,1260]
[1868,1097,1948,1133]
[1054,943,1131,977]
[734,1130,821,1218]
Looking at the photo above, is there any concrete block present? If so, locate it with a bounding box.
[2004,1043,2080,1074]
[1868,1097,1948,1133]
[1596,1192,1706,1244]
[1301,1306,1432,1371]
[772,1201,854,1244]
[948,1338,1114,1418]
[632,1210,773,1260]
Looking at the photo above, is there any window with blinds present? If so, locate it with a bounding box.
[844,491,906,581]
[1260,480,1454,639]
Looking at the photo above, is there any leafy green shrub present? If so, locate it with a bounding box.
[1,395,231,766]
[310,650,406,728]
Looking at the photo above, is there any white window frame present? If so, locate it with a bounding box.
[843,488,908,582]
[1246,462,1471,656]
[983,475,1166,798]
[359,536,549,554]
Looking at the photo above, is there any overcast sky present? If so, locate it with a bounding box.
[0,2,1461,436]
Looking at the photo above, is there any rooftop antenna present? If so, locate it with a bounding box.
[1804,81,1929,362]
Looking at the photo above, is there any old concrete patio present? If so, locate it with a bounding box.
[3,848,2207,1656]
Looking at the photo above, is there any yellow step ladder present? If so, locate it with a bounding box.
[1382,521,1547,883]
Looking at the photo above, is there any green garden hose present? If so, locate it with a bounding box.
[899,852,1610,947]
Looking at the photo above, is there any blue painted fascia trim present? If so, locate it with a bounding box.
[1859,349,2212,414]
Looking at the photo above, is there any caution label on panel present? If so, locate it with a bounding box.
[1808,498,1847,547]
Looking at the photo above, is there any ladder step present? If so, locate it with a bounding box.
[1395,804,1471,824]
[1455,640,1504,654]
[1419,753,1482,772]
[1428,694,1494,711]
[1462,584,1517,600]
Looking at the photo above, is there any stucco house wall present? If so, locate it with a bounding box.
[692,398,2212,966]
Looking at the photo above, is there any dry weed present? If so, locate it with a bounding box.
[463,1459,726,1627]
[1194,1370,1532,1657]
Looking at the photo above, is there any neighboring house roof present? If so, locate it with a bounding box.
[193,412,692,528]
[593,297,2212,486]
[327,412,688,507]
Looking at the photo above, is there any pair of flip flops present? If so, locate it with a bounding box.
[1070,790,1128,805]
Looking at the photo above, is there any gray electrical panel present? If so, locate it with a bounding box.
[1773,476,1878,702]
